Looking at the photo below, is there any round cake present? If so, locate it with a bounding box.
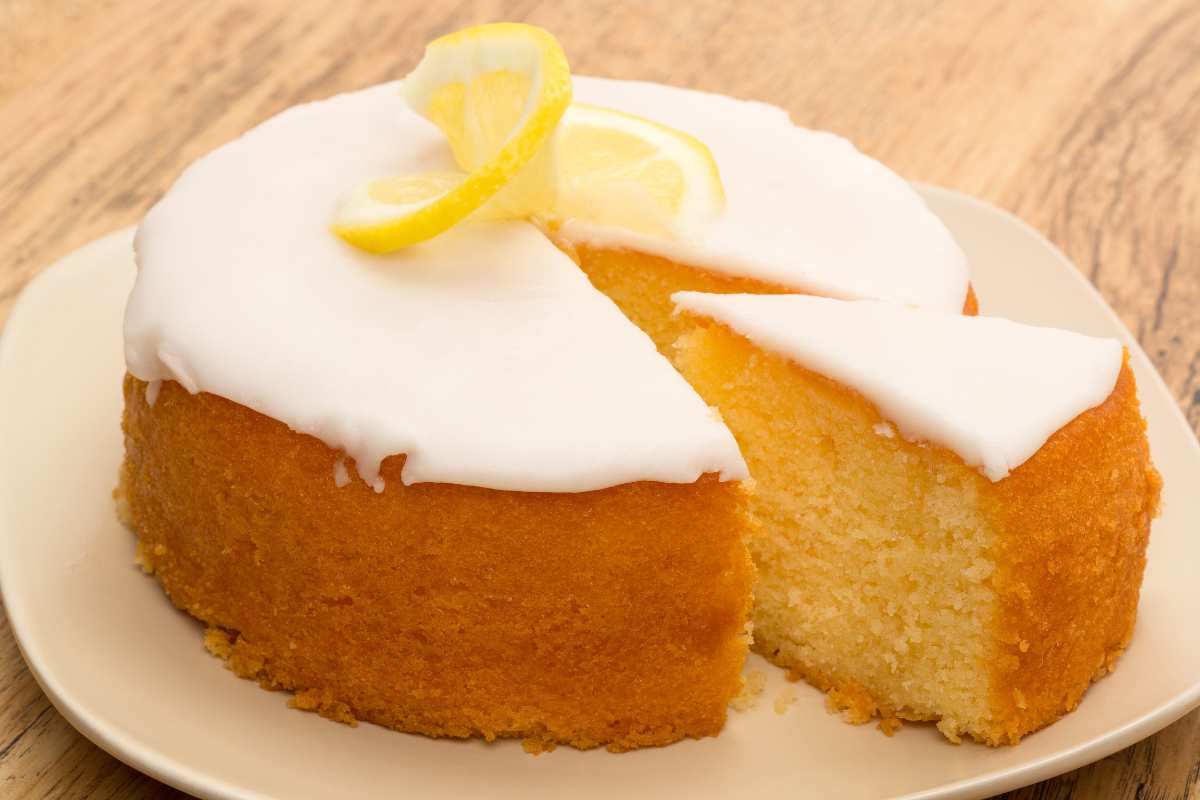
[116,24,1158,751]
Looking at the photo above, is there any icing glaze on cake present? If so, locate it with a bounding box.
[126,84,747,492]
[569,78,969,311]
[126,77,970,491]
[672,292,1124,481]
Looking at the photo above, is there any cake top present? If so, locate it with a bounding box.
[672,292,1124,481]
[125,85,747,492]
[125,36,968,492]
[563,78,969,312]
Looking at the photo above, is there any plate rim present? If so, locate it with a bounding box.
[1,187,1198,800]
[0,228,267,800]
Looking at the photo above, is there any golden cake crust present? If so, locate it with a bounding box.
[987,360,1160,743]
[674,318,1159,746]
[795,359,1158,746]
[812,359,1160,745]
[118,375,755,752]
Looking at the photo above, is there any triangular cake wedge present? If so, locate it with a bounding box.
[672,292,1161,745]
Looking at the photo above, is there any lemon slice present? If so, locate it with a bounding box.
[331,171,469,249]
[553,103,725,237]
[333,23,570,253]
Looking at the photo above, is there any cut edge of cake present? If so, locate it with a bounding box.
[671,293,1161,745]
[559,241,979,357]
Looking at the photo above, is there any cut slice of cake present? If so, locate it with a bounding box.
[672,292,1161,745]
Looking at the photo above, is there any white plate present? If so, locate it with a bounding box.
[1,187,1198,800]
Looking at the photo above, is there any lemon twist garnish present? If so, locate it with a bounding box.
[332,23,570,253]
[332,24,725,254]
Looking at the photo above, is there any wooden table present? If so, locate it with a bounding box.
[1,1,1197,797]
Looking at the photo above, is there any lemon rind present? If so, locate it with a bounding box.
[334,23,571,254]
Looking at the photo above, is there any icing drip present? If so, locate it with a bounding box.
[333,459,351,489]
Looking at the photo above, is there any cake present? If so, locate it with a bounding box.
[115,23,1158,752]
[672,293,1161,745]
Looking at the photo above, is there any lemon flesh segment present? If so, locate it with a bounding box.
[333,23,571,254]
[405,23,571,219]
[554,103,725,238]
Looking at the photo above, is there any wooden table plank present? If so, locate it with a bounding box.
[1,2,1197,798]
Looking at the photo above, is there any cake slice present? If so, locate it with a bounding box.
[672,292,1161,745]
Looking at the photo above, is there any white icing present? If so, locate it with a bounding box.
[672,292,1123,481]
[569,78,969,311]
[332,459,351,489]
[144,380,161,407]
[872,422,896,439]
[124,76,973,491]
[125,84,746,492]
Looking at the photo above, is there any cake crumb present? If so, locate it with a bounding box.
[291,688,357,726]
[113,486,134,530]
[826,682,877,725]
[936,717,963,744]
[773,686,796,714]
[1013,688,1028,710]
[731,669,768,711]
[877,716,903,736]
[133,540,155,574]
[521,737,557,755]
[203,627,236,660]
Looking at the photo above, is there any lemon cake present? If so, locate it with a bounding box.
[672,292,1161,745]
[116,22,1143,752]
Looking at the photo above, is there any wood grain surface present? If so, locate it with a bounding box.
[1,1,1197,798]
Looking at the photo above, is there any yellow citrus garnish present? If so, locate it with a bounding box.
[332,25,727,253]
[552,103,725,237]
[332,23,570,253]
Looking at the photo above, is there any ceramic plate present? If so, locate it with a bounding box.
[2,187,1198,800]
